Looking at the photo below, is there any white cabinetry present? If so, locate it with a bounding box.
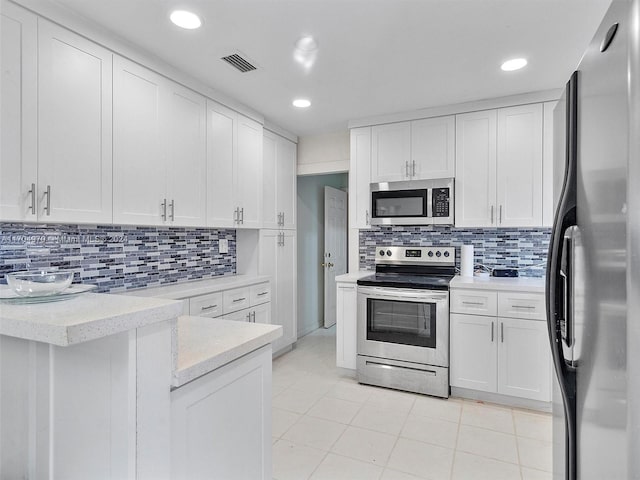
[206,102,263,229]
[349,127,372,229]
[336,281,357,369]
[171,345,272,480]
[263,131,296,229]
[455,104,543,228]
[370,116,455,183]
[259,230,296,353]
[38,20,113,223]
[450,288,551,403]
[113,56,207,226]
[0,2,37,221]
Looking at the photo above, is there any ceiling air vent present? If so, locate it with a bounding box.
[221,53,257,73]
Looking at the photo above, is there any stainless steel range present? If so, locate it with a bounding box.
[356,246,455,398]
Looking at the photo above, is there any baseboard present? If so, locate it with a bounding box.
[451,387,552,413]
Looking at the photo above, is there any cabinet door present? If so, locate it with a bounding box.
[113,56,166,225]
[166,83,207,227]
[542,101,557,227]
[38,20,113,223]
[411,116,455,180]
[0,3,37,221]
[258,230,279,343]
[277,138,297,229]
[455,110,497,228]
[261,131,278,229]
[370,122,411,182]
[497,317,551,401]
[236,115,263,228]
[222,309,251,322]
[336,283,357,369]
[253,302,271,325]
[171,347,272,480]
[276,230,297,352]
[450,313,497,393]
[349,127,372,229]
[206,100,236,228]
[496,104,543,227]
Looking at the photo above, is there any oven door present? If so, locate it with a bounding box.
[357,286,449,367]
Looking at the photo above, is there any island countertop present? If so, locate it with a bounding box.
[0,292,183,346]
[173,316,282,387]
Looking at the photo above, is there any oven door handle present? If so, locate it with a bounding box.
[358,287,448,302]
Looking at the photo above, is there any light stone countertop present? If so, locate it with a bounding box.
[0,292,183,346]
[335,271,373,283]
[450,275,545,293]
[125,274,272,300]
[173,316,282,387]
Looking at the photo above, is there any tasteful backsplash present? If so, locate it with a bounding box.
[359,226,551,277]
[0,223,236,293]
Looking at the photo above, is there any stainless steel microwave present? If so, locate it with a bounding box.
[370,179,454,226]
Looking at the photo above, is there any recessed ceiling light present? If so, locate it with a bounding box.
[170,10,202,29]
[501,58,528,71]
[293,99,311,108]
[295,36,318,52]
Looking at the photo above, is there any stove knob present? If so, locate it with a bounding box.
[436,251,442,257]
[379,249,385,256]
[428,251,434,257]
[386,250,392,257]
[444,251,450,257]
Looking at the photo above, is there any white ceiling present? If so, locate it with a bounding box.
[45,0,611,136]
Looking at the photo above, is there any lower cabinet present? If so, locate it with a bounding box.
[222,303,271,324]
[450,312,551,402]
[336,281,357,369]
[259,230,297,354]
[171,345,272,480]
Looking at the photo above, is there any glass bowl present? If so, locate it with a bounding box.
[6,270,74,297]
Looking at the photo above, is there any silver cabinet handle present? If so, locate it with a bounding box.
[161,198,167,221]
[405,161,410,177]
[501,322,504,343]
[462,301,483,306]
[169,200,175,221]
[200,304,218,311]
[512,305,536,309]
[240,207,244,224]
[491,322,494,342]
[365,210,370,225]
[281,211,285,225]
[251,311,256,323]
[277,212,281,226]
[28,183,36,215]
[499,205,503,224]
[257,291,268,296]
[233,207,238,224]
[246,312,251,322]
[43,185,51,216]
[232,297,246,303]
[490,205,494,224]
[412,160,416,177]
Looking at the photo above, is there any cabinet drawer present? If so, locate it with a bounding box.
[223,287,251,314]
[498,292,546,320]
[250,283,271,305]
[189,292,223,318]
[451,290,498,316]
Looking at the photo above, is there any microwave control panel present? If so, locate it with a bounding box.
[432,188,450,217]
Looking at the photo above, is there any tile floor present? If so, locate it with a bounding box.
[272,327,553,480]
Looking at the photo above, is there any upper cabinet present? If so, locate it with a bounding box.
[263,131,296,230]
[455,104,543,228]
[113,56,207,227]
[207,103,264,229]
[370,116,455,183]
[349,127,372,229]
[0,3,37,221]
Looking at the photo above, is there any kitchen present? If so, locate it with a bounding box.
[0,0,636,479]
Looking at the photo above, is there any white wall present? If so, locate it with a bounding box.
[297,131,349,176]
[297,173,348,338]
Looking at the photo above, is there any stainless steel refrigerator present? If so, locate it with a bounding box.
[547,0,640,478]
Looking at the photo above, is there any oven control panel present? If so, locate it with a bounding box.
[375,246,455,265]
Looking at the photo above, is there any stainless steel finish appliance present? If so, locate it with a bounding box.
[356,246,455,398]
[547,1,639,478]
[370,178,454,226]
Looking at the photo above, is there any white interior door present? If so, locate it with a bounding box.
[323,186,347,328]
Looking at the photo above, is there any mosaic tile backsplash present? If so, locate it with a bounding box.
[0,223,236,293]
[360,226,551,277]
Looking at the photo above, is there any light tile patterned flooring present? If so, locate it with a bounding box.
[272,327,552,480]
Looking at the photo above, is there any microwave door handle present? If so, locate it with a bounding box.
[426,188,433,218]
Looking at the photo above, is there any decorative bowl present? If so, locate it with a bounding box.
[6,270,74,297]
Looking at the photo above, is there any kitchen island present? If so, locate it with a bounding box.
[0,289,281,480]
